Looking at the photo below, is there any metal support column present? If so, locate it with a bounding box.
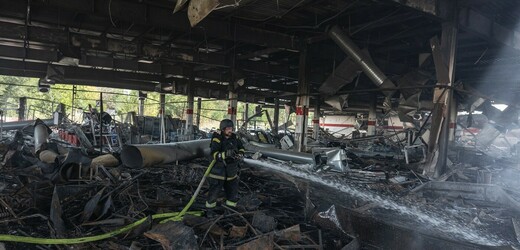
[312,98,320,140]
[228,91,238,127]
[273,99,280,135]
[186,87,194,140]
[138,91,146,117]
[99,93,104,151]
[18,97,27,121]
[367,95,377,136]
[424,20,458,178]
[71,85,77,121]
[244,103,249,130]
[159,93,166,143]
[196,97,202,129]
[435,22,457,177]
[448,95,457,142]
[295,46,310,152]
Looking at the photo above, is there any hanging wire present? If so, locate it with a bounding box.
[108,0,117,27]
[215,0,243,10]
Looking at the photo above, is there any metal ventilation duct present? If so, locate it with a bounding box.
[328,25,396,96]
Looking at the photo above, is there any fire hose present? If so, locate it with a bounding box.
[0,159,218,245]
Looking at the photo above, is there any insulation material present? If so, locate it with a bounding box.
[188,0,220,27]
[173,0,189,13]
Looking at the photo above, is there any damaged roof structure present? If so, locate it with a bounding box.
[0,0,520,249]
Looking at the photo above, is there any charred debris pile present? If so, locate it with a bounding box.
[0,108,519,249]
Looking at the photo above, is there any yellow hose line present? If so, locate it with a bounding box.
[0,211,203,244]
[160,160,216,223]
[0,156,218,244]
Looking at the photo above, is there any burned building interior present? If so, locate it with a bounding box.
[0,0,519,249]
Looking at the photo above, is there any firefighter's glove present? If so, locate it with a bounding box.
[236,153,245,161]
[225,149,238,159]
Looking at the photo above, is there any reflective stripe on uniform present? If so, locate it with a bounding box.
[225,200,237,207]
[208,173,237,181]
[239,148,245,152]
[212,151,219,160]
[212,138,221,143]
[208,159,217,169]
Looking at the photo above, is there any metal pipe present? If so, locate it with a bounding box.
[328,25,396,96]
[34,120,49,155]
[39,149,59,164]
[1,119,54,132]
[245,144,319,166]
[121,139,211,168]
[91,154,120,168]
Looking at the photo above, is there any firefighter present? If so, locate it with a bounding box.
[205,119,245,208]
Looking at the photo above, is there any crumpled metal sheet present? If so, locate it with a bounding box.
[312,148,348,172]
[319,58,361,95]
[396,70,431,123]
[398,93,420,123]
[325,94,349,111]
[315,205,345,233]
[325,149,348,172]
[188,0,220,27]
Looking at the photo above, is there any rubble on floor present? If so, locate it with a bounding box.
[1,116,520,249]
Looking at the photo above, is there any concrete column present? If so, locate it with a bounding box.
[138,91,146,116]
[185,67,195,139]
[435,22,457,177]
[186,88,194,139]
[295,46,310,152]
[367,95,377,136]
[18,97,27,121]
[448,95,457,142]
[228,91,238,127]
[424,19,458,178]
[295,97,309,152]
[71,86,77,121]
[196,97,202,128]
[99,93,104,150]
[244,103,249,130]
[159,93,166,143]
[312,98,320,140]
[273,99,279,135]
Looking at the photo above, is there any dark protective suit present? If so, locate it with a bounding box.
[206,132,245,207]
